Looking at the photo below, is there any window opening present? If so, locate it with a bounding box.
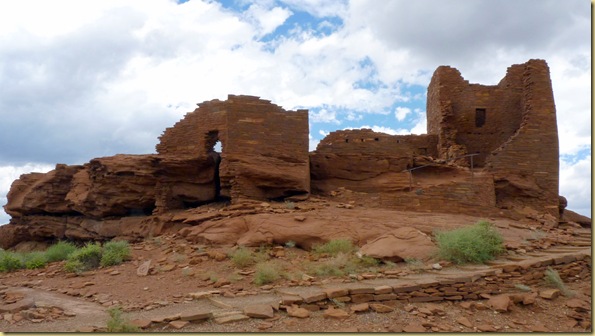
[475,108,486,127]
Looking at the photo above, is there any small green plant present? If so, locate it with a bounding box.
[435,221,504,264]
[106,307,139,332]
[228,247,256,268]
[313,239,355,256]
[357,255,380,267]
[311,253,353,276]
[64,242,102,273]
[45,241,78,262]
[23,251,48,269]
[284,241,296,248]
[544,267,574,297]
[284,201,296,210]
[514,284,532,292]
[181,268,194,277]
[0,251,24,272]
[100,240,131,267]
[254,261,282,285]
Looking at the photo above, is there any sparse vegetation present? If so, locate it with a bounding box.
[284,201,296,210]
[64,242,102,274]
[45,241,77,262]
[284,241,296,248]
[0,250,24,272]
[100,240,131,267]
[23,251,48,269]
[313,239,355,256]
[106,307,139,333]
[544,267,574,297]
[435,221,504,264]
[229,247,256,268]
[514,284,532,292]
[253,261,282,285]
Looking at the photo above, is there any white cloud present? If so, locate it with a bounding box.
[308,133,320,152]
[395,106,411,121]
[560,155,591,217]
[310,108,340,124]
[318,130,329,137]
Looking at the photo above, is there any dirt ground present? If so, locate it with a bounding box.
[0,203,591,333]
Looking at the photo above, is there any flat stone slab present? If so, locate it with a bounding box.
[214,313,250,324]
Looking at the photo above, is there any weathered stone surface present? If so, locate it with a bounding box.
[214,313,249,324]
[286,305,310,318]
[402,323,427,332]
[323,307,349,319]
[350,303,369,312]
[369,303,394,313]
[539,289,561,300]
[0,298,36,313]
[130,319,152,329]
[456,317,473,328]
[244,304,274,319]
[169,320,189,329]
[487,295,511,312]
[180,310,212,321]
[360,227,437,262]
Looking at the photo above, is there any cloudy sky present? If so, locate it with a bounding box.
[0,0,591,223]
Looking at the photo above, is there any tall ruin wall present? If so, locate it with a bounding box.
[427,59,559,219]
[426,64,524,166]
[157,95,310,203]
[485,60,559,218]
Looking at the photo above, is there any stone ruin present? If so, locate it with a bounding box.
[0,59,580,249]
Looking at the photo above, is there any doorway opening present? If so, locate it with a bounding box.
[204,130,229,202]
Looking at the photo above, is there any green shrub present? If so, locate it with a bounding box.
[313,239,355,256]
[45,241,78,262]
[65,242,102,273]
[228,247,256,268]
[253,261,281,285]
[0,251,24,272]
[100,240,131,267]
[311,253,354,276]
[106,307,139,332]
[435,221,504,264]
[23,251,48,269]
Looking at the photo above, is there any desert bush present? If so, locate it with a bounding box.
[544,267,574,297]
[23,251,48,269]
[310,253,355,276]
[228,247,256,268]
[253,261,282,285]
[64,242,102,273]
[45,241,78,262]
[106,307,139,332]
[100,240,131,267]
[435,221,504,264]
[0,251,24,272]
[313,239,355,256]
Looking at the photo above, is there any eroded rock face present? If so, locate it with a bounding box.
[66,155,158,218]
[359,227,437,262]
[4,164,83,217]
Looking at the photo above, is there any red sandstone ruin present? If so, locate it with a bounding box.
[0,59,582,249]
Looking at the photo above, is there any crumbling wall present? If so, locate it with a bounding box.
[485,59,559,218]
[156,94,310,204]
[426,65,524,166]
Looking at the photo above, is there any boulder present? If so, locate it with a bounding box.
[359,227,437,262]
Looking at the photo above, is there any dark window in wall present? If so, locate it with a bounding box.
[374,138,379,141]
[475,108,486,127]
[345,139,349,143]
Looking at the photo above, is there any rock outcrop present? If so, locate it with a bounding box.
[1,61,588,249]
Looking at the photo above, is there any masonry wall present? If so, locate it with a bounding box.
[315,129,438,157]
[156,95,310,204]
[485,60,560,218]
[427,59,559,219]
[426,65,524,166]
